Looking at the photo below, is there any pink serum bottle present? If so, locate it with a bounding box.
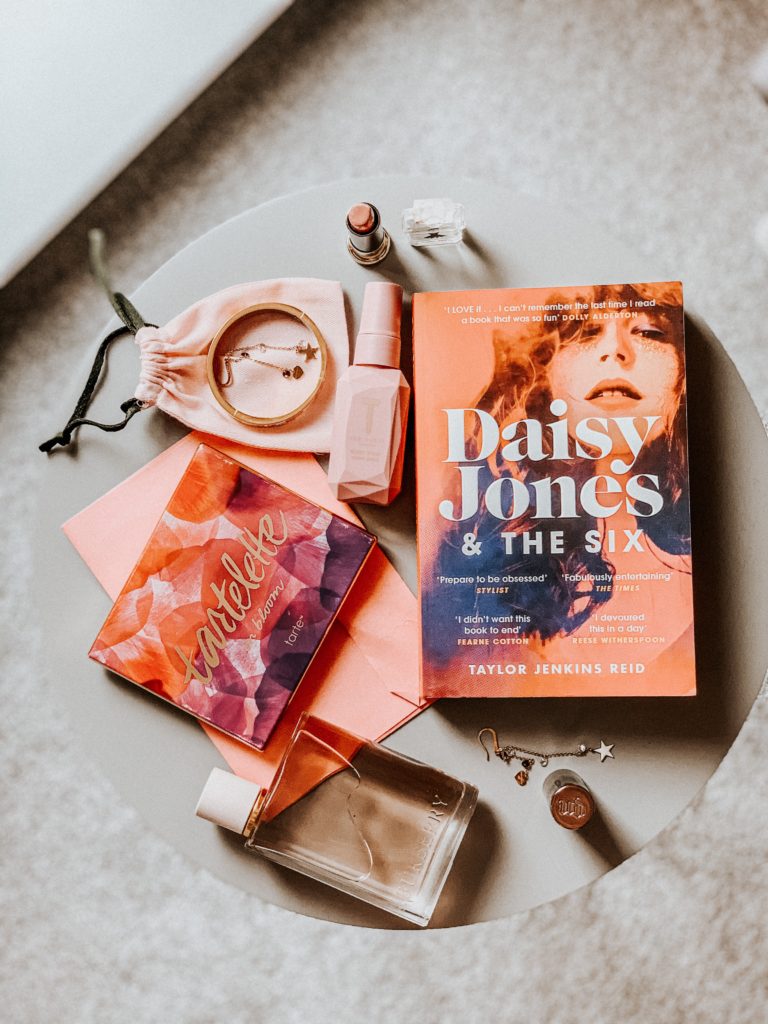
[327,282,410,505]
[196,714,478,926]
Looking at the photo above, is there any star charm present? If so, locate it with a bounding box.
[594,739,615,762]
[300,343,319,362]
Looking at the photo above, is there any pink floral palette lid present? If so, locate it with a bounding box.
[90,444,376,750]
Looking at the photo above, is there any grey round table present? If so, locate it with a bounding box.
[36,176,768,929]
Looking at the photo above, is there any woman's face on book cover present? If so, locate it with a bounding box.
[549,313,681,451]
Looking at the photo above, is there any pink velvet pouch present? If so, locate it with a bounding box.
[40,255,349,455]
[132,278,348,452]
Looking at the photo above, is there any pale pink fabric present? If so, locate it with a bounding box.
[133,278,348,453]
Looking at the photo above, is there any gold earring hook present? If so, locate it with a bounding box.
[477,727,502,762]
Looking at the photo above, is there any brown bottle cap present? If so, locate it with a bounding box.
[550,784,595,830]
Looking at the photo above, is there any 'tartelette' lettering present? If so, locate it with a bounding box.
[174,511,289,686]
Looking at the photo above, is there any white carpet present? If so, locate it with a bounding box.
[2,1,768,1021]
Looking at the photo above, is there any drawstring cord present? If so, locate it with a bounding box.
[87,228,146,334]
[39,230,151,453]
[38,327,145,452]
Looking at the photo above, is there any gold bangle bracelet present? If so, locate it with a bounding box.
[206,302,328,427]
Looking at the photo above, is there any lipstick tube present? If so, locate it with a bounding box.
[542,769,595,830]
[345,202,391,265]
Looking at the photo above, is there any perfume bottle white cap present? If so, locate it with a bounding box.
[353,282,403,368]
[195,767,263,835]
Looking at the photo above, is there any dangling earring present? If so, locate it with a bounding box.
[477,727,614,787]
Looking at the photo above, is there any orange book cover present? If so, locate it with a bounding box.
[413,282,696,699]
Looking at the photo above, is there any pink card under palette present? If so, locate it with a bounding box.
[89,444,376,750]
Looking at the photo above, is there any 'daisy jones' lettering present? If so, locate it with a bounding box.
[438,402,662,523]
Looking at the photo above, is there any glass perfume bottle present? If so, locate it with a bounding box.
[401,197,466,247]
[196,714,478,926]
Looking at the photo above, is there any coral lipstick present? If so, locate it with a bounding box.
[345,202,391,265]
[347,203,376,233]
